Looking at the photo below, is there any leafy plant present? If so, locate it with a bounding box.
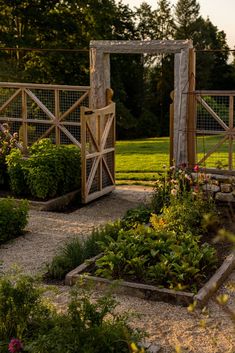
[6,139,81,200]
[150,193,218,235]
[121,204,152,229]
[0,273,51,346]
[0,273,144,353]
[47,221,122,279]
[95,225,218,292]
[0,198,28,243]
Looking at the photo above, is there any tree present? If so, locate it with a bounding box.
[156,0,175,40]
[175,0,200,39]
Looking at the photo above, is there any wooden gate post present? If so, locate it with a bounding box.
[169,90,174,166]
[187,48,196,169]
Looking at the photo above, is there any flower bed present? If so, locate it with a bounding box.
[48,166,234,306]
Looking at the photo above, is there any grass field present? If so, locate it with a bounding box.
[116,136,233,185]
[116,137,169,185]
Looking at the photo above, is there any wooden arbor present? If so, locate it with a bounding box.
[89,40,196,167]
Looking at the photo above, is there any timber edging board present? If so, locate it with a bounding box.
[0,189,80,212]
[65,252,235,307]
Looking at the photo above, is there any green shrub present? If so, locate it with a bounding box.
[0,273,143,353]
[47,221,122,279]
[6,139,81,200]
[95,225,217,292]
[0,123,18,187]
[0,198,28,243]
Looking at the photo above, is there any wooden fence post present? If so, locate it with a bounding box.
[187,48,196,169]
[169,90,174,166]
[21,88,28,153]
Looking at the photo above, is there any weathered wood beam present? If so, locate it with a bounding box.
[90,40,193,54]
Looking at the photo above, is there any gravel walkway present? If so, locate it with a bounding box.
[0,186,234,353]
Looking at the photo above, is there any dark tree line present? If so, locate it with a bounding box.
[0,0,235,138]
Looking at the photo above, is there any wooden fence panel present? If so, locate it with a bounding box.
[0,82,90,149]
[81,102,115,203]
[194,91,235,173]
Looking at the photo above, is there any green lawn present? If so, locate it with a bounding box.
[116,137,170,184]
[115,135,233,184]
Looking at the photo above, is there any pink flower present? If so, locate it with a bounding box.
[193,165,199,172]
[8,338,23,353]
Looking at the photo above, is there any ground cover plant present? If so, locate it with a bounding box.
[0,272,144,353]
[5,139,81,200]
[0,198,28,244]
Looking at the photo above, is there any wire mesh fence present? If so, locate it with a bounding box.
[195,91,235,172]
[0,82,90,149]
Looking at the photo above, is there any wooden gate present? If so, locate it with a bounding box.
[195,91,235,172]
[81,102,115,203]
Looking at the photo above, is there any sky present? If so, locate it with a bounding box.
[120,0,235,49]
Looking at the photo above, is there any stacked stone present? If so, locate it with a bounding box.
[192,173,235,203]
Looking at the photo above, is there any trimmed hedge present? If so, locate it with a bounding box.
[0,198,28,243]
[6,139,81,200]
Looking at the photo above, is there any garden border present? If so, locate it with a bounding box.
[0,189,80,212]
[65,252,235,307]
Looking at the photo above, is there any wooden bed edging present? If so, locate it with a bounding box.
[0,189,80,212]
[65,252,235,307]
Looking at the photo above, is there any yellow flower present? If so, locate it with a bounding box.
[130,343,139,352]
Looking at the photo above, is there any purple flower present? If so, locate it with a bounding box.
[193,165,199,172]
[8,338,23,353]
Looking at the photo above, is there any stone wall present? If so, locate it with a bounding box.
[192,173,235,203]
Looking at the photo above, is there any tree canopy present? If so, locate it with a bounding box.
[0,0,234,138]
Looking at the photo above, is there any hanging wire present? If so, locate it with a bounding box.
[0,47,89,53]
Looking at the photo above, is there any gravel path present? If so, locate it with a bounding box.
[0,185,234,353]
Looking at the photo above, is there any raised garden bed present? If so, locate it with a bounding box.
[65,252,235,307]
[0,189,81,212]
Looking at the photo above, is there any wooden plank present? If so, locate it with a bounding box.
[102,156,115,184]
[58,125,81,148]
[197,96,229,131]
[196,130,226,135]
[86,185,115,203]
[195,91,235,96]
[101,114,114,151]
[81,107,87,203]
[86,156,101,194]
[228,96,234,170]
[55,89,60,145]
[21,89,28,152]
[0,81,90,91]
[90,40,193,54]
[86,147,114,159]
[0,88,21,113]
[25,89,56,122]
[169,91,174,166]
[60,91,90,121]
[86,120,100,152]
[197,135,228,165]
